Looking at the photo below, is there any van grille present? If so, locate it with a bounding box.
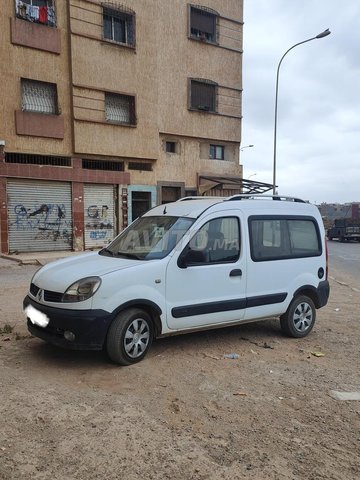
[30,283,63,302]
[44,290,63,302]
[30,283,40,296]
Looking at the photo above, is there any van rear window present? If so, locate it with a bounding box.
[249,216,321,261]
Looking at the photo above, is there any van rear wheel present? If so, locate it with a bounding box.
[280,295,316,338]
[106,308,154,365]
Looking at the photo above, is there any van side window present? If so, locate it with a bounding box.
[249,216,321,261]
[186,217,240,264]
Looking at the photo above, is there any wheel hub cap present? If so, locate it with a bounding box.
[293,302,313,332]
[124,318,150,359]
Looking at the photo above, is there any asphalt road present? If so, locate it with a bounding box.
[327,239,360,289]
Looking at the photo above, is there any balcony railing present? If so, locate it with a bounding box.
[15,1,56,27]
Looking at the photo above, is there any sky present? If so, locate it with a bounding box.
[241,0,360,204]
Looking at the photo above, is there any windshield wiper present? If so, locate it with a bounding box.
[116,252,141,260]
[99,248,114,257]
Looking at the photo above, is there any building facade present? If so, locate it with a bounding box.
[0,0,243,253]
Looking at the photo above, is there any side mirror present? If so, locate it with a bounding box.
[178,248,209,268]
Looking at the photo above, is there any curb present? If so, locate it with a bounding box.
[1,255,47,266]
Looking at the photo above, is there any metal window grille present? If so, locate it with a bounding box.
[103,6,134,45]
[5,153,70,166]
[21,79,58,114]
[209,145,225,160]
[105,93,135,124]
[190,80,216,112]
[15,0,56,27]
[128,162,152,171]
[190,5,217,42]
[82,159,124,171]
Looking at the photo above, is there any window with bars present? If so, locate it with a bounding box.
[21,79,58,114]
[82,159,124,171]
[128,162,152,171]
[105,93,136,125]
[189,5,218,43]
[5,152,70,166]
[209,144,225,160]
[189,79,217,112]
[15,0,56,27]
[103,6,135,46]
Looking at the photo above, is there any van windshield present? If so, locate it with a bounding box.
[99,216,195,260]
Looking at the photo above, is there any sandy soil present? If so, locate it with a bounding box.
[0,262,359,479]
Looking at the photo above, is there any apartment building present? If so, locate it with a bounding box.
[0,0,243,253]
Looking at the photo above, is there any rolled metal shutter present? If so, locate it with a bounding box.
[84,184,116,249]
[7,180,73,253]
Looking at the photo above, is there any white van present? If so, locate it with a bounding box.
[24,195,330,365]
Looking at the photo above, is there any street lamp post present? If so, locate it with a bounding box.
[272,28,331,194]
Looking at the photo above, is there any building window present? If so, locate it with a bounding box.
[209,144,224,160]
[105,93,136,125]
[189,5,218,43]
[165,141,177,153]
[21,79,58,114]
[189,79,217,112]
[15,0,56,27]
[5,152,70,166]
[82,159,124,171]
[103,6,135,46]
[128,162,152,171]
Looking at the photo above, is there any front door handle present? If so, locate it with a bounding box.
[230,269,242,277]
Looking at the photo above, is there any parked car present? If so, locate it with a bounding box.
[24,194,330,365]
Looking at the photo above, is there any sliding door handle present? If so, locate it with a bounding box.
[230,269,242,277]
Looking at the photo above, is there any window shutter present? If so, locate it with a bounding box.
[191,81,216,111]
[191,9,216,35]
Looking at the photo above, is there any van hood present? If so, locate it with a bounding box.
[32,252,147,292]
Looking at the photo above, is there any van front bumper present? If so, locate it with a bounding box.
[23,296,113,350]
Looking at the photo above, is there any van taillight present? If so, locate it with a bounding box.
[325,237,329,279]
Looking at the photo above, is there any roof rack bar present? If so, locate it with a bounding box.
[177,196,225,202]
[226,194,307,203]
[177,194,307,203]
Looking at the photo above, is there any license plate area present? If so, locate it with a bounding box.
[25,304,50,328]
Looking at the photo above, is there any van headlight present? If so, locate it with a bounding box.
[62,277,101,303]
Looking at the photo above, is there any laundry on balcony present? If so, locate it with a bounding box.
[15,1,56,27]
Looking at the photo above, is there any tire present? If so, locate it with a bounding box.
[280,295,316,338]
[106,308,154,365]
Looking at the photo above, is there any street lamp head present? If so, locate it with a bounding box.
[240,144,254,151]
[316,28,331,39]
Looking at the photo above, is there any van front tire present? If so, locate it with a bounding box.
[280,295,316,338]
[106,308,154,365]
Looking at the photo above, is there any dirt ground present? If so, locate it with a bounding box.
[0,261,359,480]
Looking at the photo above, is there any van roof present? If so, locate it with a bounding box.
[144,194,316,219]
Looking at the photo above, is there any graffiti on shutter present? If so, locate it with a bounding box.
[84,184,116,248]
[7,180,73,252]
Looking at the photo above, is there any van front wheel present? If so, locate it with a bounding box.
[106,308,154,365]
[280,295,316,338]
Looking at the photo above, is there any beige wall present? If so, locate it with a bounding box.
[1,0,243,187]
[0,1,72,155]
[156,1,242,142]
[156,135,241,187]
[69,0,242,171]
